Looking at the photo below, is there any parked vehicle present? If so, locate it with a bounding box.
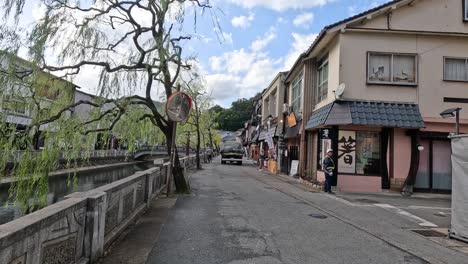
[220,142,243,165]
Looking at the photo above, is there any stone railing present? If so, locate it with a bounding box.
[0,154,203,264]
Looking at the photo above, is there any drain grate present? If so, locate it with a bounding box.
[308,213,328,219]
[411,229,446,237]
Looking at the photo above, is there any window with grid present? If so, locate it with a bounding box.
[444,57,468,81]
[316,56,329,103]
[367,52,417,85]
[264,98,269,117]
[2,95,27,115]
[271,91,277,117]
[291,71,303,113]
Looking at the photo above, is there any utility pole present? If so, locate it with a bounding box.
[186,131,190,157]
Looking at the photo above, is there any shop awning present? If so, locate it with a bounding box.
[284,120,302,139]
[305,100,425,129]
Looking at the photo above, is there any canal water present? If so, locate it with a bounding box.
[0,160,163,225]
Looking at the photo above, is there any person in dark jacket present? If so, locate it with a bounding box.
[322,148,335,194]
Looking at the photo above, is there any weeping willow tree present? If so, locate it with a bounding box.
[0,0,216,211]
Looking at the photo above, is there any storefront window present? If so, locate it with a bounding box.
[318,129,381,175]
[355,131,381,175]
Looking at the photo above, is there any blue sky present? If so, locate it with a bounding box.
[179,0,391,107]
[20,0,391,107]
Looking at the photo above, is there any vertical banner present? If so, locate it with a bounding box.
[265,131,274,150]
[338,130,356,173]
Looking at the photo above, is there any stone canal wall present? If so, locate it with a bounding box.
[0,154,203,264]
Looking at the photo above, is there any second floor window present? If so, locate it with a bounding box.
[271,92,277,117]
[317,55,329,103]
[465,0,468,21]
[2,95,27,115]
[264,99,270,117]
[444,57,468,81]
[367,52,417,85]
[291,71,303,113]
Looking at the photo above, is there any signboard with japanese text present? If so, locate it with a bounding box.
[321,128,331,139]
[338,130,356,173]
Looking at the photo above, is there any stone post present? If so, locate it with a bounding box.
[145,171,154,206]
[84,191,107,262]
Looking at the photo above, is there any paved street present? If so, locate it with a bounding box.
[139,159,468,264]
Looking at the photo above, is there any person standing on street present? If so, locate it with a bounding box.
[322,149,335,194]
[258,149,265,171]
[206,148,213,163]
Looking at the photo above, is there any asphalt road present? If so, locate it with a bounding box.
[145,159,467,264]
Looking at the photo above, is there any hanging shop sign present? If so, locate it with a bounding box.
[287,112,297,127]
[265,131,274,150]
[321,128,331,139]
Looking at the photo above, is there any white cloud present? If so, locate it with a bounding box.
[283,32,318,70]
[250,29,277,52]
[206,74,241,102]
[209,48,257,74]
[205,30,320,106]
[231,13,255,28]
[293,12,314,28]
[32,3,47,22]
[226,0,332,11]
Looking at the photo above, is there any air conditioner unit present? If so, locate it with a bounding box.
[282,103,289,114]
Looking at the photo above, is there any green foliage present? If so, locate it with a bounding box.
[213,98,254,131]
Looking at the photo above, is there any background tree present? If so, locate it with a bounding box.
[214,98,254,131]
[180,68,213,169]
[0,0,217,209]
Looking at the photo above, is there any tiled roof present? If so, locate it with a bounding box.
[305,100,425,129]
[305,102,334,129]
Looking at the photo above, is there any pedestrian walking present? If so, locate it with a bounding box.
[322,149,335,194]
[258,149,265,171]
[206,148,213,163]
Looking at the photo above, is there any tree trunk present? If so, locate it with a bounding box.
[208,129,213,148]
[166,122,190,194]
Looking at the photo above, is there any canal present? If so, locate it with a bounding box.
[0,160,164,225]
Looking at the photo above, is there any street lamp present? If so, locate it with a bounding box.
[440,108,462,135]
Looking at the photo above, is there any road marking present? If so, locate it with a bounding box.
[323,194,375,207]
[375,203,438,227]
[406,205,451,210]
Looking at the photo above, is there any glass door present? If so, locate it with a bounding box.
[415,139,452,193]
[432,141,452,191]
